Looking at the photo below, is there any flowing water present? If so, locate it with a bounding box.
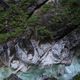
[0,55,80,80]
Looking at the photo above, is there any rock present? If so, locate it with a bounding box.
[40,27,80,66]
[11,60,28,72]
[27,54,33,60]
[0,0,9,10]
[27,0,48,18]
[18,37,34,56]
[7,41,16,56]
[0,43,10,66]
[37,0,48,5]
[15,37,34,64]
[20,64,28,72]
[41,13,54,27]
[27,5,36,14]
[0,45,3,55]
[11,60,20,69]
[43,77,57,80]
[4,74,22,80]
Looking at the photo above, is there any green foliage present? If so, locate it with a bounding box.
[40,3,54,14]
[0,0,30,43]
[73,73,80,80]
[27,15,39,26]
[20,0,36,5]
[0,0,80,43]
[49,0,80,31]
[0,27,24,43]
[37,27,53,40]
[60,0,80,7]
[19,0,36,12]
[61,0,80,25]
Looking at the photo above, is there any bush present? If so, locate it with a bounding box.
[37,27,53,41]
[73,73,80,80]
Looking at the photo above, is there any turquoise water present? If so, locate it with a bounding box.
[0,57,80,80]
[0,67,12,80]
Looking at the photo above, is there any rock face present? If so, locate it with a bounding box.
[4,74,22,80]
[41,27,80,66]
[0,0,9,10]
[0,27,80,73]
[18,38,34,56]
[27,0,48,18]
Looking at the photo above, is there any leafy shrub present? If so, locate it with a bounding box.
[37,27,53,41]
[73,73,80,80]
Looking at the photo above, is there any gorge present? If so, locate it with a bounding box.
[0,0,80,80]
